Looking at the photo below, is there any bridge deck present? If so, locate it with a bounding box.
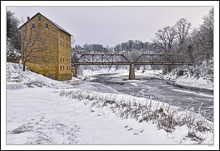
[72,62,192,65]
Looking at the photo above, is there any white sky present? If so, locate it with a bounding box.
[7,6,212,47]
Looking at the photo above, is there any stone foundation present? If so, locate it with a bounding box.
[44,73,72,81]
[56,73,72,81]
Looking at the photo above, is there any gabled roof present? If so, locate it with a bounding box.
[19,12,72,36]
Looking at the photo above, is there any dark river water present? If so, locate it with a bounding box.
[89,73,213,121]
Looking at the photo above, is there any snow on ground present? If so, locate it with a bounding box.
[7,87,213,144]
[7,62,82,90]
[6,63,214,144]
[166,75,213,90]
[162,59,213,91]
[6,88,172,144]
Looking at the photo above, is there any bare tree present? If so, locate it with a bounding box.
[152,26,177,72]
[190,8,213,63]
[21,25,47,71]
[175,18,191,53]
[152,26,177,53]
[199,8,213,57]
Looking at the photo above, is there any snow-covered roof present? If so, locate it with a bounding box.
[19,12,72,36]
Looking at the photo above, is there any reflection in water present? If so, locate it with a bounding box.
[89,73,213,121]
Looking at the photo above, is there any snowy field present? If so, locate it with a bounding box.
[7,88,201,144]
[6,63,214,146]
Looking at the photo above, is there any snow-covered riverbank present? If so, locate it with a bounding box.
[163,59,214,91]
[8,87,212,145]
[5,63,214,145]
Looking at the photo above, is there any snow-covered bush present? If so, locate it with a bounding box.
[163,57,213,90]
[7,38,21,63]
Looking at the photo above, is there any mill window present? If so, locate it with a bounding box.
[32,24,35,28]
[38,16,41,21]
[60,66,62,71]
[60,58,62,63]
[46,24,48,28]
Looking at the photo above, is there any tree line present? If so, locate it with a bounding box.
[7,8,213,73]
[72,8,213,73]
[7,10,21,62]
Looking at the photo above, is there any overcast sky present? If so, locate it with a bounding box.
[7,6,212,47]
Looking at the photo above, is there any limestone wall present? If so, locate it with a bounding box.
[58,30,72,78]
[20,13,72,80]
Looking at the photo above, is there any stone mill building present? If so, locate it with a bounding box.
[19,12,72,80]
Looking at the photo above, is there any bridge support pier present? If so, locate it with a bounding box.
[71,67,77,78]
[129,64,135,80]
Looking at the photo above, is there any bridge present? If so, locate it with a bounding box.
[71,54,192,80]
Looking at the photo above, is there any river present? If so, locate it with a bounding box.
[79,72,213,121]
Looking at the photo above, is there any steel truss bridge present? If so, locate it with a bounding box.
[72,54,192,65]
[71,54,192,79]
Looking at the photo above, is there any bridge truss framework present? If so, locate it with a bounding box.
[72,54,192,66]
[71,54,192,80]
